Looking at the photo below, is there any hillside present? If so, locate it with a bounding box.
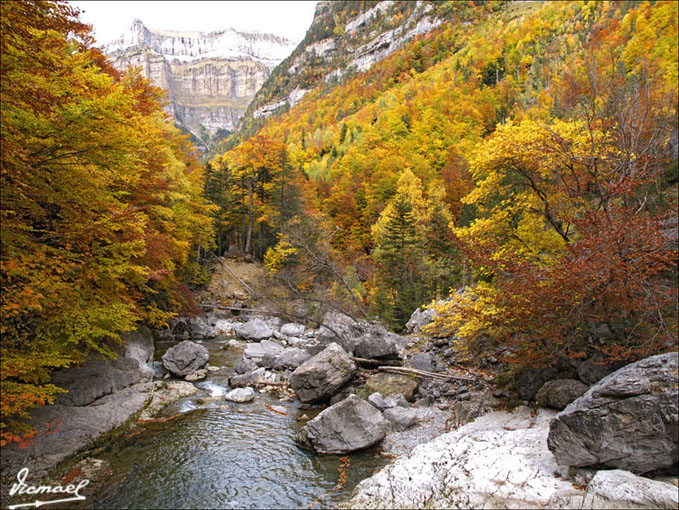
[209,0,677,361]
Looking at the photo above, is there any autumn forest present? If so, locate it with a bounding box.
[1,0,677,447]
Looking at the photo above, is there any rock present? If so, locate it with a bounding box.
[347,407,602,509]
[536,379,588,410]
[359,373,418,401]
[330,387,355,405]
[259,352,278,369]
[243,339,284,361]
[224,387,255,403]
[184,369,207,382]
[296,395,388,454]
[280,323,305,337]
[368,392,386,410]
[161,340,209,377]
[415,396,433,407]
[586,469,679,509]
[225,339,245,350]
[548,352,678,474]
[514,366,561,401]
[289,343,357,403]
[577,354,619,385]
[150,361,166,378]
[380,407,451,458]
[407,353,434,372]
[140,380,197,420]
[352,324,406,359]
[405,306,435,333]
[452,394,497,426]
[234,318,273,341]
[273,348,311,370]
[212,319,235,336]
[383,394,409,409]
[383,407,418,431]
[235,357,257,374]
[229,368,277,388]
[1,382,153,482]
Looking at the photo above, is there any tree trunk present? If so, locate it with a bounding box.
[245,180,254,255]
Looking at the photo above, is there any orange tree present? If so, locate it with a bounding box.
[0,1,214,444]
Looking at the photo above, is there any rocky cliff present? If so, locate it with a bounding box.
[106,20,296,143]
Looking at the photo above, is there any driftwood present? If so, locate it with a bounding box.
[377,365,484,385]
[351,356,402,367]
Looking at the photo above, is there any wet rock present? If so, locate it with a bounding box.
[407,353,434,372]
[296,395,388,454]
[359,373,418,401]
[290,343,357,403]
[243,339,284,362]
[548,352,679,474]
[225,387,255,403]
[235,357,257,374]
[383,407,418,431]
[273,348,311,371]
[536,379,588,410]
[280,323,305,337]
[234,318,273,341]
[140,380,197,420]
[161,340,209,377]
[184,369,207,382]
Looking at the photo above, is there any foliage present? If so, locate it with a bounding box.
[0,1,214,444]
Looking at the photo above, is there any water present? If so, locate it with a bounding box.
[88,338,386,509]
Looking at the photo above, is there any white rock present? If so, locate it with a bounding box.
[280,322,306,337]
[586,469,679,509]
[224,387,255,403]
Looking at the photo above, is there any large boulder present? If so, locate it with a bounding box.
[536,379,588,410]
[234,318,273,341]
[548,352,678,474]
[383,406,418,431]
[359,372,418,401]
[289,343,357,403]
[586,469,679,509]
[280,322,305,337]
[243,339,285,362]
[296,395,388,453]
[576,354,621,385]
[273,348,311,370]
[514,366,561,401]
[351,324,406,359]
[161,340,209,377]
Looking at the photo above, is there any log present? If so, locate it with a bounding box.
[377,365,479,384]
[351,356,402,367]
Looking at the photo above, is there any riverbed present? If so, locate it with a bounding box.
[87,337,387,509]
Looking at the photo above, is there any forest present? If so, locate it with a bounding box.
[1,0,677,448]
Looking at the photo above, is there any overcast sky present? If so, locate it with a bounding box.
[68,1,318,45]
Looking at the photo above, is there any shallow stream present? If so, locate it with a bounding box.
[88,337,386,509]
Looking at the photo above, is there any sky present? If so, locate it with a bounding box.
[68,1,319,46]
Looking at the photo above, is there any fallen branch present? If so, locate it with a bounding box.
[351,356,402,367]
[377,365,481,385]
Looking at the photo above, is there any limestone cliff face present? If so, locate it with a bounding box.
[106,20,295,140]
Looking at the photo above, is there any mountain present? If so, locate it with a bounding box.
[106,19,296,145]
[228,0,448,145]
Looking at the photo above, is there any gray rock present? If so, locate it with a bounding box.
[383,393,409,409]
[234,318,273,341]
[224,387,255,403]
[259,352,278,369]
[280,323,305,337]
[273,348,311,370]
[289,343,357,403]
[586,469,679,509]
[548,352,678,474]
[352,324,406,359]
[229,367,277,388]
[537,379,588,410]
[383,406,418,431]
[368,392,386,410]
[408,353,435,372]
[359,372,418,401]
[577,354,619,385]
[296,395,388,453]
[150,361,166,378]
[405,306,435,333]
[514,366,561,400]
[184,369,207,382]
[243,339,284,361]
[187,316,214,339]
[161,340,209,377]
[235,357,258,374]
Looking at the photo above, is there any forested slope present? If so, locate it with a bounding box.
[209,1,677,364]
